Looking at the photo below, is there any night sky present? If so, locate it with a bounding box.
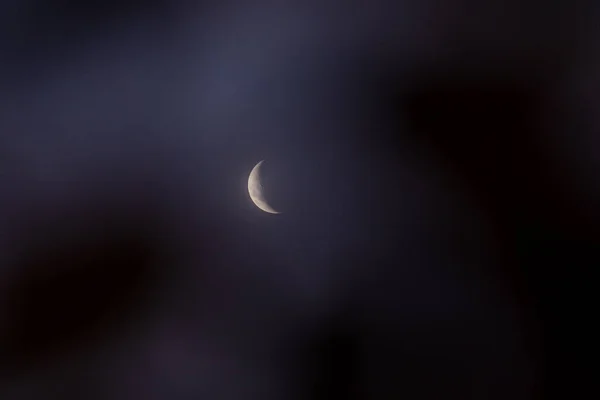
[0,1,598,399]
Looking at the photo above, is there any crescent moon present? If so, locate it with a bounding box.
[248,160,280,214]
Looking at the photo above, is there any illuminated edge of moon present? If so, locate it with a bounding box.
[248,160,280,214]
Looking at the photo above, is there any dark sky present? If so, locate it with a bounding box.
[0,1,598,399]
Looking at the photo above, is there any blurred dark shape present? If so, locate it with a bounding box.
[403,75,561,220]
[303,314,363,400]
[0,204,168,377]
[385,71,595,398]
